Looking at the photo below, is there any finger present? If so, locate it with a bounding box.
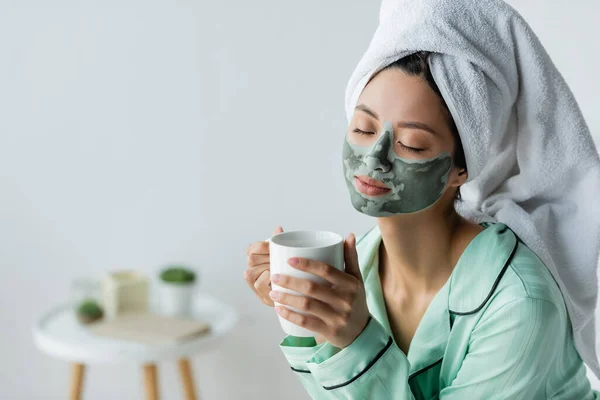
[269,291,340,323]
[286,257,354,288]
[244,266,269,298]
[254,269,272,297]
[245,241,270,257]
[245,264,269,284]
[274,306,327,335]
[244,269,262,299]
[247,253,269,267]
[273,226,284,235]
[271,274,353,313]
[259,295,275,307]
[259,276,275,307]
[343,233,363,281]
[245,268,274,307]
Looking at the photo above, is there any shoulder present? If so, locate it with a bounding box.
[481,226,567,323]
[459,225,567,342]
[449,222,567,321]
[506,240,565,307]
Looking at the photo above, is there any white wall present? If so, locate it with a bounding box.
[1,1,598,399]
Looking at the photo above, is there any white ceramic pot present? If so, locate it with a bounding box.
[157,281,196,317]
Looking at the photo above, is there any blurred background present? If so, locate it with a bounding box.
[1,0,599,399]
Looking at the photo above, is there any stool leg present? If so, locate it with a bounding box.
[69,363,86,400]
[143,364,159,400]
[178,358,198,400]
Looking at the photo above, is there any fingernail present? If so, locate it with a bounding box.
[271,274,281,283]
[269,290,281,299]
[274,306,282,315]
[288,258,299,266]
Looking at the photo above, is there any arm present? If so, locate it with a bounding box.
[275,231,418,400]
[280,297,561,399]
[280,315,417,399]
[278,336,330,399]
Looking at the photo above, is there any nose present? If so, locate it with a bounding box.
[364,122,393,173]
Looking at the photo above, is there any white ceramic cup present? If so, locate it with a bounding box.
[267,230,344,337]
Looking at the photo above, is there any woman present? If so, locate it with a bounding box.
[245,1,600,398]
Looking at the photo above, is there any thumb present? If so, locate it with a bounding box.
[273,225,284,235]
[343,233,362,281]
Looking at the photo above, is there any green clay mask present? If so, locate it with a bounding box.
[342,121,453,216]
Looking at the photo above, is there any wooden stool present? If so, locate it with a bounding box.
[69,358,198,400]
[34,294,237,400]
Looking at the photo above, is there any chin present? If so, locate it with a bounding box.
[349,197,383,218]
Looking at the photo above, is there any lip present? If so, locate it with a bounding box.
[354,176,392,196]
[355,175,389,189]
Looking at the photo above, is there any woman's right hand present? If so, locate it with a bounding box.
[244,226,327,344]
[244,226,283,307]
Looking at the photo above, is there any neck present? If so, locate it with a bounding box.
[377,205,468,297]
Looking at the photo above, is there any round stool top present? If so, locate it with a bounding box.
[33,293,238,364]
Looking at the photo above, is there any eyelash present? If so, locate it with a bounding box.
[352,128,425,153]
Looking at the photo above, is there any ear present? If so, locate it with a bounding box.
[450,167,468,187]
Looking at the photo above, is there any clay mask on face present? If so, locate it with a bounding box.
[342,121,453,217]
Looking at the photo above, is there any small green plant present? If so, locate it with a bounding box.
[76,299,103,324]
[160,266,196,284]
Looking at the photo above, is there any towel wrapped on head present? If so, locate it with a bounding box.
[345,0,600,377]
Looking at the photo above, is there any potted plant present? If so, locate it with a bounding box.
[157,265,197,317]
[76,299,104,324]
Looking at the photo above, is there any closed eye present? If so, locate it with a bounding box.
[353,128,425,153]
[352,128,375,136]
[398,142,425,153]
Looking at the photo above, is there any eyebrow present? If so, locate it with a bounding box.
[355,103,439,137]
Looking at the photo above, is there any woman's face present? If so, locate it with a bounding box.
[342,67,466,217]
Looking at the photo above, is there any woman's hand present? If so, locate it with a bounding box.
[268,233,371,349]
[244,226,283,307]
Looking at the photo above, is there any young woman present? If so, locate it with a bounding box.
[245,1,600,398]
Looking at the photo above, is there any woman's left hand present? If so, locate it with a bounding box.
[269,233,371,349]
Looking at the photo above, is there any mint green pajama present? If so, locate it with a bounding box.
[279,223,600,399]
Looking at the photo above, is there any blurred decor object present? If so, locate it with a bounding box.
[158,265,198,317]
[76,299,104,324]
[102,271,149,319]
[71,278,101,306]
[89,312,210,345]
[34,293,237,400]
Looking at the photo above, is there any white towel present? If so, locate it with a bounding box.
[345,0,600,377]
